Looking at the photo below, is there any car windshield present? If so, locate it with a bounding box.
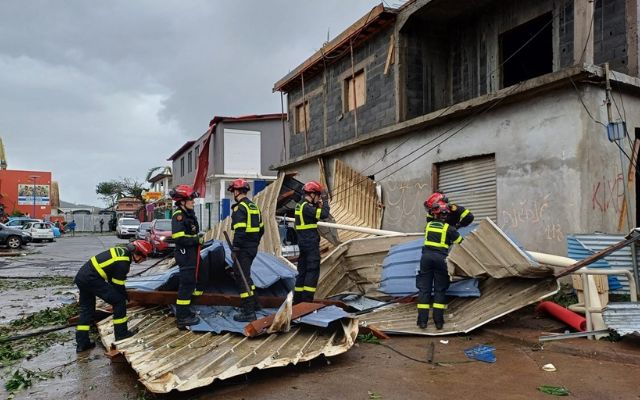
[139,223,152,230]
[155,220,172,231]
[121,219,140,225]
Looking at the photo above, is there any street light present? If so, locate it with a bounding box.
[29,175,40,218]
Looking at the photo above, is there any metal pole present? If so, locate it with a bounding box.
[276,216,407,236]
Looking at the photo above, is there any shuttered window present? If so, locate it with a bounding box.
[437,155,497,221]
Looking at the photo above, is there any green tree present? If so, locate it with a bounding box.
[95,180,125,208]
[122,178,149,206]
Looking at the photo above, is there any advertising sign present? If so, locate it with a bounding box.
[18,184,50,205]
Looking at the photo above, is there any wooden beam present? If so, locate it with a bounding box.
[243,302,326,337]
[384,34,395,75]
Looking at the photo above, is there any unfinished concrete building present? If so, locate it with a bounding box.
[273,0,640,255]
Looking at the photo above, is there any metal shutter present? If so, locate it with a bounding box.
[437,156,497,221]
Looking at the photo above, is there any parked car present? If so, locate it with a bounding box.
[0,223,32,249]
[22,222,54,242]
[148,219,173,255]
[5,217,41,228]
[116,218,141,239]
[136,222,153,240]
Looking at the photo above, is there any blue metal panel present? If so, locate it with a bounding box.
[253,179,267,195]
[295,306,349,328]
[567,236,622,291]
[220,198,231,220]
[186,305,277,334]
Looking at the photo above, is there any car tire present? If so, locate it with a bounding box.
[7,236,22,249]
[48,239,54,243]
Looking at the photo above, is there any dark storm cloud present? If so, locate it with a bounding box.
[0,0,382,204]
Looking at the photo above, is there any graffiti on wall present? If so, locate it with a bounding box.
[591,173,625,215]
[384,181,429,229]
[500,193,564,242]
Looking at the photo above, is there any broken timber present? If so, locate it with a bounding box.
[244,302,326,337]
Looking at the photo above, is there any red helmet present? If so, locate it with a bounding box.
[227,178,250,193]
[129,240,152,261]
[170,185,199,201]
[430,200,450,217]
[303,181,323,194]
[424,191,448,209]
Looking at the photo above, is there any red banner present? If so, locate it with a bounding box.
[193,129,212,197]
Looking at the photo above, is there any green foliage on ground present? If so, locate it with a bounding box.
[0,276,75,292]
[357,332,381,345]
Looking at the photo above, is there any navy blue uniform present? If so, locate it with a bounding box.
[426,204,474,228]
[294,199,330,302]
[171,207,202,319]
[231,197,264,298]
[417,221,462,328]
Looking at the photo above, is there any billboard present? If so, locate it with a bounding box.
[18,184,50,205]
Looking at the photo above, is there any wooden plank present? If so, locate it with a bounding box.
[618,138,640,230]
[383,34,395,75]
[358,324,390,340]
[243,302,326,337]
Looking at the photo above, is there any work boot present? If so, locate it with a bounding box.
[176,314,200,330]
[433,309,445,330]
[75,330,96,353]
[293,291,303,305]
[114,324,137,341]
[233,299,256,322]
[251,296,262,312]
[417,309,429,329]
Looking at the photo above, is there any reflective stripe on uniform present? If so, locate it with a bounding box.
[294,201,318,230]
[176,299,191,305]
[172,231,197,239]
[240,291,252,298]
[294,287,304,292]
[460,209,470,219]
[303,286,316,293]
[237,202,262,233]
[251,284,256,291]
[113,316,128,325]
[76,325,90,331]
[172,209,182,216]
[193,290,203,296]
[111,278,126,285]
[417,304,430,309]
[432,303,447,309]
[423,222,450,248]
[453,235,463,244]
[315,207,322,219]
[91,248,130,281]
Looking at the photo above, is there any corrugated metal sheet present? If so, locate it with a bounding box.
[567,236,622,291]
[98,306,358,393]
[360,277,558,336]
[438,156,497,220]
[295,306,350,328]
[447,218,553,279]
[573,233,634,294]
[603,302,640,336]
[320,159,384,250]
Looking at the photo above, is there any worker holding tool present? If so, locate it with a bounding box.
[417,200,462,330]
[425,191,474,228]
[228,179,264,322]
[74,240,152,353]
[293,181,330,304]
[170,185,204,329]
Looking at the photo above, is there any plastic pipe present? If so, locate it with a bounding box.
[527,251,576,267]
[535,301,586,332]
[276,216,407,236]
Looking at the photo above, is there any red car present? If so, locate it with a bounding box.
[147,219,173,255]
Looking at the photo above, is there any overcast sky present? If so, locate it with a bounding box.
[0,0,393,206]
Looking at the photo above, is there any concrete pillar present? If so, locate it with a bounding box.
[573,0,595,65]
[626,0,639,76]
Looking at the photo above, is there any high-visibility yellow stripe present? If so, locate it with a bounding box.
[76,325,90,331]
[303,286,316,293]
[113,316,128,325]
[233,222,247,230]
[111,278,126,285]
[295,201,318,230]
[432,303,447,309]
[193,290,203,296]
[172,209,182,216]
[315,207,322,219]
[424,222,450,248]
[238,202,262,233]
[176,299,191,305]
[251,285,256,290]
[453,235,463,244]
[240,291,251,298]
[460,209,470,219]
[172,231,197,239]
[91,248,131,281]
[417,304,430,309]
[91,257,108,280]
[294,287,304,292]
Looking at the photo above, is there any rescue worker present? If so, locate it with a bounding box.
[417,200,463,330]
[228,179,264,322]
[293,181,330,304]
[425,191,474,228]
[170,185,204,329]
[74,240,152,353]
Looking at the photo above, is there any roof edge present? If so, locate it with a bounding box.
[166,140,196,161]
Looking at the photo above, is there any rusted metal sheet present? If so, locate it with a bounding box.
[244,302,326,337]
[97,306,358,393]
[359,277,558,336]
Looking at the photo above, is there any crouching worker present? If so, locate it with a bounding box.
[74,240,152,352]
[417,200,462,330]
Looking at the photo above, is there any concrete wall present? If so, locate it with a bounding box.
[594,0,628,70]
[282,85,631,255]
[286,27,396,159]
